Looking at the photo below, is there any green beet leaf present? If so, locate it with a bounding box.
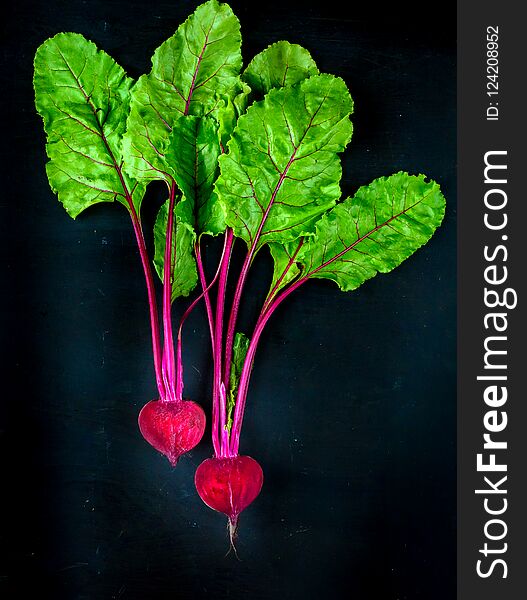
[242,40,319,296]
[165,116,224,236]
[217,81,252,150]
[34,33,144,217]
[243,41,319,98]
[122,0,242,186]
[215,74,353,251]
[297,172,446,291]
[153,199,198,300]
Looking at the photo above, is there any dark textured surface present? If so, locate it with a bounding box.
[1,1,456,598]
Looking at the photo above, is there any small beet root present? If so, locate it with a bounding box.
[195,455,264,545]
[138,399,205,466]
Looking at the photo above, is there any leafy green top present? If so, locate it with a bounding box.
[215,74,354,250]
[296,172,446,290]
[34,33,143,217]
[34,3,446,310]
[122,0,242,186]
[243,41,319,97]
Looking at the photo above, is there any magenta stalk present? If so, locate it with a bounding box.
[228,222,372,452]
[229,276,308,455]
[212,229,234,457]
[222,245,252,390]
[162,182,178,401]
[223,151,301,389]
[174,234,231,411]
[126,200,166,400]
[195,241,216,350]
[97,123,166,399]
[105,143,166,400]
[261,238,304,313]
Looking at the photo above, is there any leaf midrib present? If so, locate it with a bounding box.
[183,11,219,115]
[308,190,435,278]
[247,90,330,249]
[56,47,133,203]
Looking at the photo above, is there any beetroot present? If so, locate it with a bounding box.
[139,400,206,466]
[195,455,264,542]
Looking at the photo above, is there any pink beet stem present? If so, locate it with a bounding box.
[175,335,184,402]
[228,211,387,451]
[222,244,252,393]
[84,101,165,399]
[213,229,234,457]
[175,234,231,403]
[97,135,166,399]
[126,200,166,400]
[219,382,230,454]
[195,241,216,350]
[162,182,178,402]
[229,276,308,455]
[261,238,304,313]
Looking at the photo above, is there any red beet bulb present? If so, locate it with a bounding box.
[195,455,264,544]
[138,399,206,466]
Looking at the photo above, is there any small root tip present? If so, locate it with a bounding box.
[229,516,238,544]
[167,453,179,467]
[226,516,241,560]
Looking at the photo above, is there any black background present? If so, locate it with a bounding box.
[1,1,456,598]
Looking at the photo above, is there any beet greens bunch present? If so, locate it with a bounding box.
[34,0,445,546]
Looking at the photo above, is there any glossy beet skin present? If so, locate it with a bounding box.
[138,400,206,466]
[195,455,264,539]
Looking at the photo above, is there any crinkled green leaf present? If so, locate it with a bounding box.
[242,42,319,293]
[122,0,242,184]
[233,82,252,116]
[297,173,446,291]
[215,74,353,250]
[34,33,144,217]
[243,41,319,97]
[153,199,198,300]
[226,332,250,432]
[217,81,252,148]
[165,115,224,235]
